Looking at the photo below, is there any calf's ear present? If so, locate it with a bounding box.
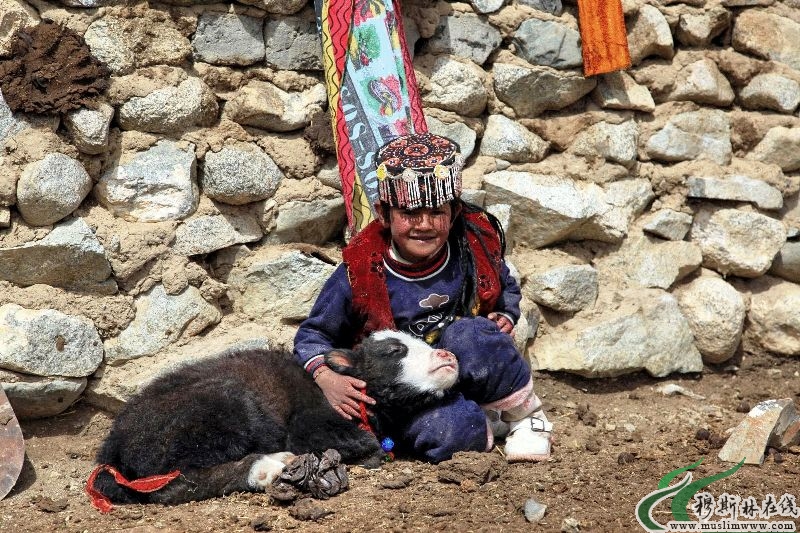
[324,349,356,374]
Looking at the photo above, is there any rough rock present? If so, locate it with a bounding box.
[0,90,29,147]
[523,264,598,313]
[201,143,283,205]
[747,276,800,356]
[239,0,306,15]
[422,57,487,117]
[569,179,654,244]
[0,0,40,57]
[118,77,219,134]
[225,81,326,132]
[686,175,783,211]
[96,140,199,222]
[0,217,115,292]
[104,284,221,364]
[469,0,505,14]
[64,104,114,155]
[747,127,800,172]
[0,371,86,419]
[676,7,731,47]
[174,212,263,256]
[739,73,800,114]
[732,10,800,70]
[0,207,9,228]
[674,274,745,364]
[592,71,655,112]
[533,288,703,378]
[493,63,597,118]
[627,4,675,65]
[568,120,638,168]
[480,115,548,163]
[426,13,502,65]
[645,109,731,165]
[517,0,562,15]
[598,235,702,290]
[668,59,734,107]
[192,12,265,66]
[719,399,799,464]
[263,10,322,70]
[426,116,477,161]
[268,198,346,245]
[770,241,800,283]
[642,209,693,241]
[483,171,596,248]
[512,18,582,69]
[690,208,786,277]
[0,303,103,377]
[16,153,92,226]
[227,250,336,322]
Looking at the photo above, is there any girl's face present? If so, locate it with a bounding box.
[379,203,457,263]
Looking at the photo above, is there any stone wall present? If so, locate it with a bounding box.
[1,0,799,418]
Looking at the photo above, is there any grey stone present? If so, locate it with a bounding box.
[174,212,263,256]
[264,11,322,70]
[569,121,638,168]
[192,12,265,66]
[676,7,731,47]
[238,0,306,14]
[747,277,800,356]
[425,116,477,161]
[669,59,734,107]
[480,115,549,163]
[533,288,702,378]
[64,104,114,155]
[483,171,597,248]
[423,57,487,117]
[599,235,702,289]
[486,203,511,235]
[686,175,783,211]
[748,127,800,172]
[493,63,596,118]
[592,71,655,112]
[225,81,326,132]
[96,140,198,222]
[770,241,800,283]
[645,109,732,165]
[268,198,346,245]
[104,284,222,364]
[524,498,547,523]
[513,18,582,69]
[627,4,674,65]
[0,304,103,377]
[569,179,654,244]
[228,250,336,322]
[733,11,800,71]
[642,209,693,240]
[690,208,786,277]
[740,73,800,114]
[316,161,342,191]
[524,264,598,313]
[517,0,562,15]
[0,0,39,57]
[0,217,115,292]
[674,275,745,364]
[201,143,283,205]
[0,90,29,146]
[426,13,502,65]
[118,77,219,134]
[16,153,92,226]
[469,0,504,13]
[0,372,86,419]
[719,399,797,465]
[0,207,9,228]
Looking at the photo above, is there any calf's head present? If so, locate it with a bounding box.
[324,330,458,408]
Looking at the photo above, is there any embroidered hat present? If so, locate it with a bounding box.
[375,132,464,210]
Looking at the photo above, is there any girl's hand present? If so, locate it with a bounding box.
[487,312,515,336]
[314,368,376,420]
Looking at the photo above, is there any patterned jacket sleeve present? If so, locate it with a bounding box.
[293,264,360,374]
[493,261,522,324]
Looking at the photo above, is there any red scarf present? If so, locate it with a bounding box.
[343,210,503,340]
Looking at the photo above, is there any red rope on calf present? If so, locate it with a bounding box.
[85,464,181,513]
[357,387,373,434]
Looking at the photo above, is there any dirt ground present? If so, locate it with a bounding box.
[1,349,799,533]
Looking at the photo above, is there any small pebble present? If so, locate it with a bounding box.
[695,428,710,440]
[250,515,272,532]
[617,452,636,464]
[561,517,581,533]
[708,434,726,449]
[524,498,547,523]
[735,400,751,413]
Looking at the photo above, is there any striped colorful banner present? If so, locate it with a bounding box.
[314,0,427,234]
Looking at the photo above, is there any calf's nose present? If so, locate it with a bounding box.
[433,349,456,362]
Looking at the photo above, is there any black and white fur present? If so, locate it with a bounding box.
[91,330,458,505]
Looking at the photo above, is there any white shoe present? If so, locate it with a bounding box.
[483,408,510,439]
[503,412,553,462]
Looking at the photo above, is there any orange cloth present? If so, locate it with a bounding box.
[578,0,631,76]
